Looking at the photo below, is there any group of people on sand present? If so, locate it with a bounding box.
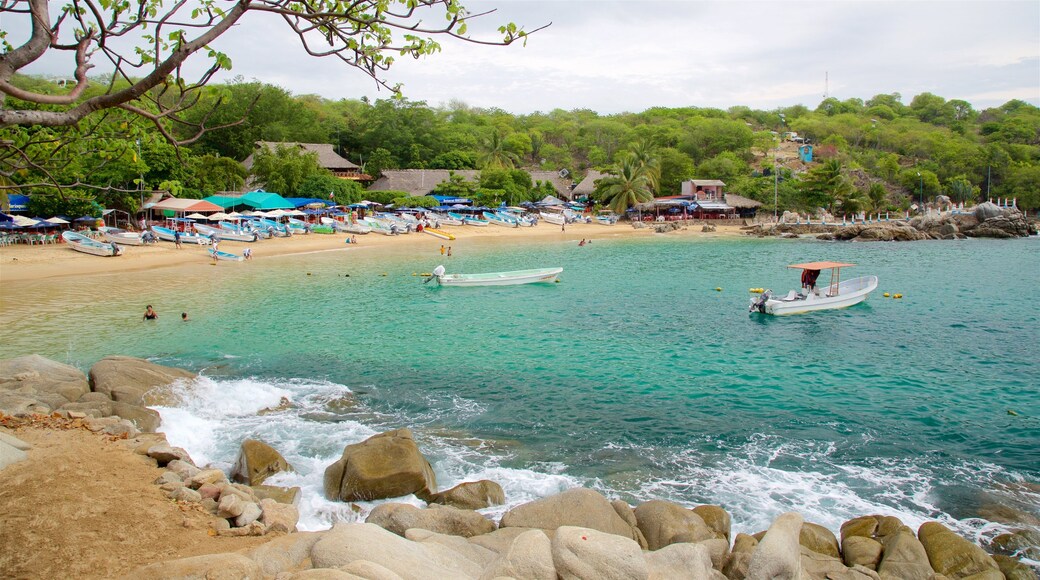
[439,245,453,257]
[143,305,189,322]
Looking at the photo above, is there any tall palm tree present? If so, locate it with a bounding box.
[595,155,654,215]
[479,131,520,170]
[627,139,661,194]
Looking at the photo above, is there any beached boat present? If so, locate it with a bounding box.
[423,228,456,241]
[287,218,311,234]
[375,213,413,233]
[98,226,153,246]
[361,217,397,235]
[483,211,517,227]
[448,212,488,227]
[539,212,566,225]
[427,265,563,287]
[749,261,878,316]
[195,223,260,242]
[594,212,619,225]
[322,217,371,234]
[431,213,463,226]
[254,219,291,237]
[151,226,211,245]
[62,230,122,256]
[208,248,244,262]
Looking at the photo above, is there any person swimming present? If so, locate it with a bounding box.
[143,305,158,320]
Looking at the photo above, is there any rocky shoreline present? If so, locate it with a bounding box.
[743,203,1037,242]
[2,354,1038,579]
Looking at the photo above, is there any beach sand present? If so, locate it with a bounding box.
[0,221,746,283]
[0,422,270,579]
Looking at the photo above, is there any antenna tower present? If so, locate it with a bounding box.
[824,71,829,99]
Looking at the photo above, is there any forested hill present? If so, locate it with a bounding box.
[6,75,1040,216]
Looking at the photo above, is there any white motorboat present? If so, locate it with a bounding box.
[426,265,563,287]
[195,223,259,242]
[361,217,397,235]
[539,212,566,225]
[62,231,122,256]
[431,213,463,226]
[750,261,878,315]
[99,226,153,246]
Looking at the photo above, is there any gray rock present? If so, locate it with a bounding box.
[477,528,555,580]
[551,525,649,580]
[0,430,31,451]
[366,502,495,538]
[992,554,1039,580]
[500,488,643,545]
[78,391,112,403]
[57,400,113,418]
[103,419,139,438]
[0,392,52,416]
[88,355,196,405]
[0,354,90,403]
[189,468,228,488]
[634,499,714,551]
[123,553,262,579]
[146,444,191,466]
[232,438,294,486]
[973,202,1002,221]
[289,570,359,580]
[169,486,202,503]
[0,440,29,470]
[218,493,246,518]
[166,459,200,479]
[323,429,437,502]
[746,512,803,580]
[252,484,302,506]
[235,501,263,527]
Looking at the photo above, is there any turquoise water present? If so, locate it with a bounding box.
[2,236,1038,543]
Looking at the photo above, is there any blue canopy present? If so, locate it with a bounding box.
[285,197,333,208]
[0,212,12,222]
[429,195,472,205]
[6,194,29,212]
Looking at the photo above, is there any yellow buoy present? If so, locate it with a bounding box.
[381,273,387,277]
[715,287,722,292]
[883,292,890,297]
[412,272,417,276]
[420,273,432,277]
[893,294,902,299]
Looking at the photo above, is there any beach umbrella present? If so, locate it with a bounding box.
[186,212,209,220]
[45,217,70,224]
[208,212,230,221]
[12,215,39,227]
[227,212,243,219]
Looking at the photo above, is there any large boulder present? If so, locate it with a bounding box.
[800,522,840,558]
[842,535,883,570]
[723,533,758,580]
[110,401,161,432]
[917,521,1002,578]
[633,499,714,551]
[323,429,437,502]
[310,522,484,579]
[418,479,505,510]
[693,505,732,542]
[973,202,1002,221]
[968,210,1031,238]
[841,516,880,542]
[0,355,90,403]
[645,542,722,580]
[252,484,302,506]
[876,529,934,580]
[551,526,648,580]
[242,532,325,578]
[232,439,294,486]
[499,488,643,545]
[365,503,495,538]
[992,555,1038,580]
[478,528,556,580]
[88,355,195,405]
[746,512,803,580]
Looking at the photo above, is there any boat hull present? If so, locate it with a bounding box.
[209,249,244,262]
[436,267,563,287]
[540,212,565,225]
[482,212,516,227]
[753,275,878,315]
[151,226,211,245]
[196,224,259,242]
[99,227,150,246]
[62,231,121,256]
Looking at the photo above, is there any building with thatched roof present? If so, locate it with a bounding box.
[242,142,370,181]
[723,193,763,218]
[571,170,608,199]
[368,169,574,199]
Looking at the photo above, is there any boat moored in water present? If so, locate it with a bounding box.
[427,265,563,287]
[750,261,878,315]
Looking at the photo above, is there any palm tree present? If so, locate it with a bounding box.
[479,131,520,169]
[628,139,661,194]
[595,155,654,215]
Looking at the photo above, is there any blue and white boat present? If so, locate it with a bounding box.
[196,223,259,242]
[287,218,311,234]
[62,230,122,256]
[151,226,211,245]
[483,211,517,227]
[448,212,488,227]
[208,248,244,262]
[360,217,397,235]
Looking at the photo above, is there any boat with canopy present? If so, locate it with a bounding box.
[749,261,878,315]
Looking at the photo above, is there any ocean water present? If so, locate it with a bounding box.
[2,235,1038,551]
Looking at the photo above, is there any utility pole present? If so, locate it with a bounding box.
[774,113,786,221]
[136,138,144,208]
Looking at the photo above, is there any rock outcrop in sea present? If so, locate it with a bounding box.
[2,353,1037,578]
[746,204,1037,242]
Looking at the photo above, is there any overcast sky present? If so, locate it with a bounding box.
[21,0,1040,114]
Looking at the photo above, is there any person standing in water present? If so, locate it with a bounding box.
[143,305,158,320]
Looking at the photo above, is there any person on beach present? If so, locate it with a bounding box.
[174,229,182,249]
[447,246,453,257]
[243,247,252,260]
[181,312,189,322]
[351,235,358,244]
[143,305,158,321]
[440,245,445,255]
[561,221,566,232]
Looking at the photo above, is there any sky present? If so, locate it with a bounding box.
[18,0,1040,115]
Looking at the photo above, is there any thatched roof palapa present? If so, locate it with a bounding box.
[571,170,608,198]
[243,141,360,171]
[369,169,575,199]
[723,193,763,209]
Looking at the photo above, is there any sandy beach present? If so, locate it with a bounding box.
[0,221,745,283]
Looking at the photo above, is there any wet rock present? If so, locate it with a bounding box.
[251,484,302,506]
[88,355,195,405]
[418,479,505,510]
[323,429,437,502]
[0,355,90,403]
[746,512,803,580]
[500,488,644,545]
[366,502,495,538]
[693,505,732,542]
[918,521,1001,578]
[232,439,294,486]
[634,499,714,551]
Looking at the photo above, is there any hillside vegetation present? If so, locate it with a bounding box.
[4,76,1039,217]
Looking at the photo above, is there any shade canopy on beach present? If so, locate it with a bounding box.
[207,212,230,221]
[45,217,70,224]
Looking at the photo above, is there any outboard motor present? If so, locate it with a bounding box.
[750,290,772,313]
